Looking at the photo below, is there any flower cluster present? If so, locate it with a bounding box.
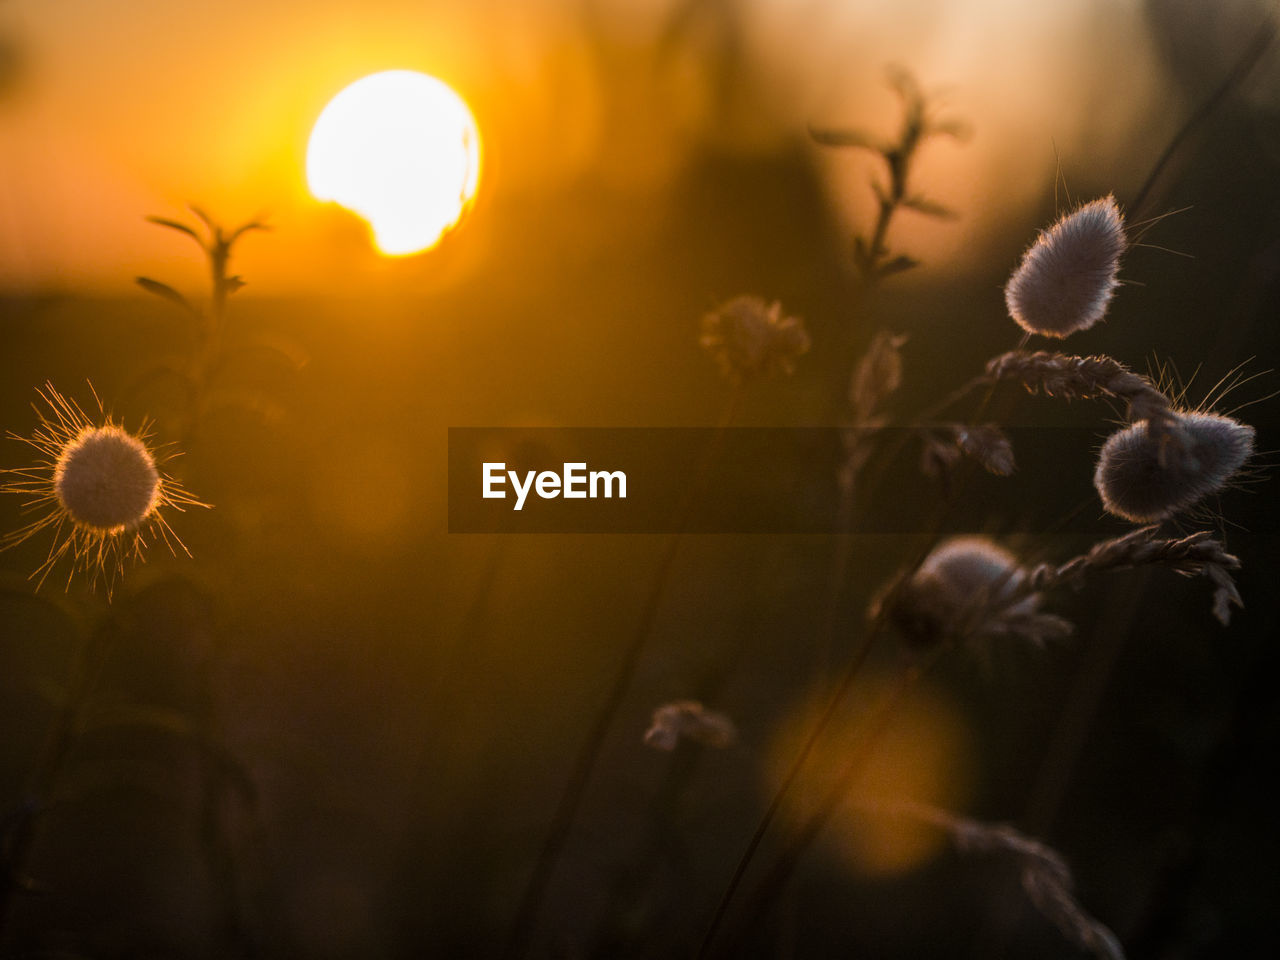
[991,200,1255,528]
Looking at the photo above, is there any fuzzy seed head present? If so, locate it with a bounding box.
[54,426,160,532]
[644,700,737,751]
[1094,411,1255,523]
[886,538,1035,649]
[700,295,809,382]
[916,537,1027,604]
[2,384,208,594]
[1005,196,1126,339]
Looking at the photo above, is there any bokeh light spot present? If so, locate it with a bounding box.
[767,673,976,877]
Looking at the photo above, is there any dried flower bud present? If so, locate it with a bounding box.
[1005,196,1126,339]
[700,296,809,382]
[643,700,737,751]
[921,424,1016,482]
[881,538,1069,650]
[1094,411,1255,523]
[850,331,907,421]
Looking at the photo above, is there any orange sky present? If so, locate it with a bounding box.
[0,0,1199,295]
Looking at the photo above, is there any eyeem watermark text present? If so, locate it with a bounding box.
[482,462,627,511]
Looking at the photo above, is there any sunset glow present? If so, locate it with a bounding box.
[306,71,480,256]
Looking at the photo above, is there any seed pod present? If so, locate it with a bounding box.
[1094,411,1255,523]
[1004,196,1126,339]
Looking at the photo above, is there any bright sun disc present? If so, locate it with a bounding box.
[307,71,481,256]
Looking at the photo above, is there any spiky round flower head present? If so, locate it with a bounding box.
[1005,195,1126,339]
[881,537,1069,650]
[1,384,208,595]
[1094,411,1255,523]
[700,295,810,382]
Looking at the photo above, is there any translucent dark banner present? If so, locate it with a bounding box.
[447,427,1271,534]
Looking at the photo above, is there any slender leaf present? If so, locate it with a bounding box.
[136,276,198,315]
[227,219,270,245]
[901,195,958,220]
[927,118,973,142]
[809,125,889,155]
[187,204,216,233]
[877,254,920,278]
[144,216,203,246]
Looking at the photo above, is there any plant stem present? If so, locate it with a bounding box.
[706,649,940,959]
[1129,17,1275,220]
[971,567,1154,960]
[695,612,887,959]
[500,384,745,960]
[699,351,1011,957]
[0,617,107,944]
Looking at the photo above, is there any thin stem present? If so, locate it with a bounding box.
[501,384,745,960]
[696,612,887,959]
[587,689,722,953]
[857,136,909,278]
[699,348,1012,957]
[698,100,991,955]
[971,568,1155,960]
[708,650,941,959]
[174,212,264,441]
[0,618,107,942]
[1129,17,1276,221]
[850,373,990,515]
[190,235,230,433]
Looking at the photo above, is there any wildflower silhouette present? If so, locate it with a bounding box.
[1,383,208,594]
[700,295,810,382]
[879,537,1070,651]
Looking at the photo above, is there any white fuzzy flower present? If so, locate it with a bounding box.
[882,538,1070,650]
[1005,196,1126,339]
[1094,411,1255,523]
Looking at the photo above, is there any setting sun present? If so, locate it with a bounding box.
[306,70,480,256]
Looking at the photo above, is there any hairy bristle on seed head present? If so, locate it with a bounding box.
[1005,196,1126,339]
[700,295,809,382]
[1094,411,1255,523]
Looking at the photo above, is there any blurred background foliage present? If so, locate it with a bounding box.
[2,0,1279,957]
